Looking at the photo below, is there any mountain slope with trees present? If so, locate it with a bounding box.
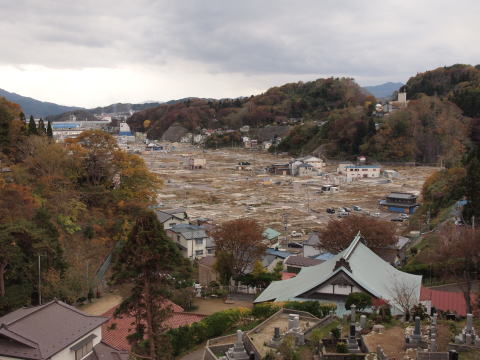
[0,97,159,314]
[127,77,372,139]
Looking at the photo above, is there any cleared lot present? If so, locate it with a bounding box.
[138,143,437,236]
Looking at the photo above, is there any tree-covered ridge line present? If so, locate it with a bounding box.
[127,77,371,139]
[0,97,159,314]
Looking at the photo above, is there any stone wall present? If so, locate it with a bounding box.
[417,352,449,360]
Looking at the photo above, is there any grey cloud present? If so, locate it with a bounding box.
[0,0,479,82]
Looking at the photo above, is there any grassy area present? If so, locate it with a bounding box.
[459,350,480,360]
[312,320,341,339]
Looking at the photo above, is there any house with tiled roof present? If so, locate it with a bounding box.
[101,300,205,351]
[166,223,214,259]
[0,300,128,360]
[255,232,422,315]
[155,207,189,230]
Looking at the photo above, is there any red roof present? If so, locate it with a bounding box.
[282,272,297,280]
[420,286,473,316]
[101,300,206,350]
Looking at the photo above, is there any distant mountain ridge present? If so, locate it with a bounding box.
[0,88,165,118]
[0,88,82,118]
[362,82,404,99]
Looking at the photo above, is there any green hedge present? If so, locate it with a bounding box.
[282,301,336,318]
[168,308,251,356]
[168,301,337,356]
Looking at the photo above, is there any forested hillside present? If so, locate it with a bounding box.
[0,98,158,314]
[127,77,371,138]
[276,66,477,163]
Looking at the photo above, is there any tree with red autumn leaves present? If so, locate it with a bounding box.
[316,214,397,254]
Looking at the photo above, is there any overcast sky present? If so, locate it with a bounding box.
[0,0,479,107]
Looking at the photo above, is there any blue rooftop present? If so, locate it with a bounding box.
[345,165,380,169]
[266,248,290,259]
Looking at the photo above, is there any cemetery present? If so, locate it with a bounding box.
[203,302,480,359]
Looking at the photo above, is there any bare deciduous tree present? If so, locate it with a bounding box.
[388,279,418,319]
[435,225,480,314]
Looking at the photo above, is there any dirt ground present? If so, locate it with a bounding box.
[134,143,437,237]
[364,326,410,359]
[189,297,253,315]
[78,293,123,315]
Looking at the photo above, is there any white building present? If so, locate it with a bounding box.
[336,162,354,174]
[344,165,381,181]
[0,300,128,360]
[167,224,214,259]
[155,208,189,230]
[296,156,326,171]
[185,157,206,169]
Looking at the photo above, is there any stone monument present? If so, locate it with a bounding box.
[225,330,249,360]
[408,317,422,344]
[454,313,480,346]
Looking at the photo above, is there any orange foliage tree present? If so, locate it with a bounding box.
[212,218,267,279]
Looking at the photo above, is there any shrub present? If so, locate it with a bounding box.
[252,303,280,319]
[344,292,372,312]
[283,300,336,318]
[336,342,348,353]
[410,303,429,320]
[330,327,341,339]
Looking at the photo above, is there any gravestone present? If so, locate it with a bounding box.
[267,327,282,348]
[225,330,249,360]
[360,314,367,329]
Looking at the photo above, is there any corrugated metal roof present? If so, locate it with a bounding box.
[263,228,281,240]
[420,287,472,316]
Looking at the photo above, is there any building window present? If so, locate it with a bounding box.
[75,340,93,360]
[207,249,214,254]
[195,250,204,256]
[177,235,180,242]
[171,223,176,227]
[195,238,204,245]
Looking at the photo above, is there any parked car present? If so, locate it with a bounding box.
[290,231,302,237]
[400,213,409,219]
[288,242,303,248]
[326,208,335,214]
[391,217,405,222]
[353,205,362,211]
[343,207,352,212]
[338,212,349,218]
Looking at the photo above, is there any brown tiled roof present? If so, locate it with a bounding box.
[101,301,206,350]
[285,255,324,267]
[0,300,108,360]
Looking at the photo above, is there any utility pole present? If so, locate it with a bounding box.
[282,213,289,248]
[38,254,41,305]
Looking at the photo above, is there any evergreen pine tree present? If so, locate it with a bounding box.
[47,121,53,138]
[28,116,37,135]
[37,118,46,135]
[463,146,480,224]
[111,211,188,359]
